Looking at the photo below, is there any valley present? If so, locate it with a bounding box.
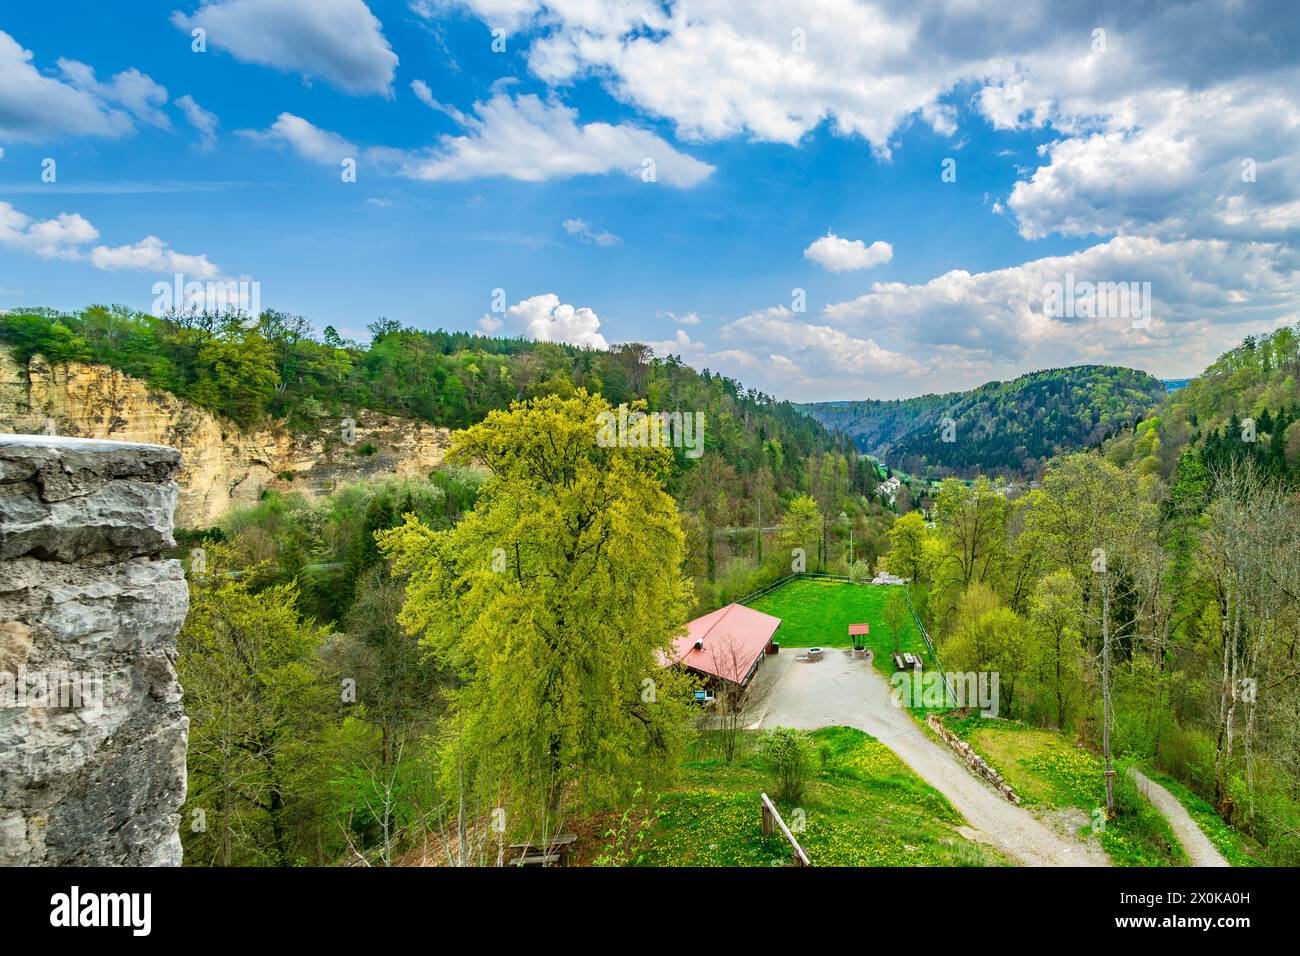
[1,306,1297,872]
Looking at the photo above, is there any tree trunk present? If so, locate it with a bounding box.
[1102,576,1114,815]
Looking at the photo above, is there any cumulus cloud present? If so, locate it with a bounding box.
[241,113,356,164]
[818,235,1300,391]
[0,203,99,259]
[0,201,222,278]
[563,217,620,246]
[656,232,1300,400]
[57,60,171,130]
[175,94,219,149]
[658,310,701,325]
[1006,81,1300,241]
[0,31,142,141]
[172,0,398,96]
[89,236,221,278]
[244,94,711,187]
[723,306,920,374]
[433,1,1300,236]
[388,93,713,187]
[642,327,705,359]
[804,232,893,272]
[483,292,609,348]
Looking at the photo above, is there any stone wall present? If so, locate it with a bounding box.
[926,712,1021,805]
[0,435,189,865]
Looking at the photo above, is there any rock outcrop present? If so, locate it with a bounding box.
[0,435,189,865]
[0,351,453,527]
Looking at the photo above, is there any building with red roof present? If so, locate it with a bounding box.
[663,603,782,687]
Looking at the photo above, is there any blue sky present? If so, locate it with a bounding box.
[2,1,1297,399]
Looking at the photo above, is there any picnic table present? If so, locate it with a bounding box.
[892,652,923,671]
[508,833,577,866]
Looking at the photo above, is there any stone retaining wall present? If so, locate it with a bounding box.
[926,712,1021,805]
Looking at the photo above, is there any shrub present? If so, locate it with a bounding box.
[760,727,813,803]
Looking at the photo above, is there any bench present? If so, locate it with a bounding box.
[508,833,577,866]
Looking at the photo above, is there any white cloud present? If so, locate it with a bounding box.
[243,94,710,187]
[389,93,713,188]
[175,94,219,149]
[0,201,222,278]
[649,233,1300,400]
[1006,80,1300,241]
[818,235,1300,391]
[643,327,705,358]
[563,217,620,246]
[804,232,893,272]
[0,203,99,259]
[657,310,701,325]
[242,113,356,164]
[88,236,221,278]
[448,0,944,154]
[0,31,136,141]
[57,61,171,130]
[484,292,609,348]
[722,306,921,374]
[435,1,1300,238]
[673,305,925,401]
[172,0,398,96]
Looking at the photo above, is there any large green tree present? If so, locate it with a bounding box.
[380,391,697,832]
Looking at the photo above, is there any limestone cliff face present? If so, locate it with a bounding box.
[0,351,453,527]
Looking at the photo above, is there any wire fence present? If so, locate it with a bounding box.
[904,582,957,706]
[735,570,851,607]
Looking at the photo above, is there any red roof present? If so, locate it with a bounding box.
[663,603,782,685]
[848,623,870,636]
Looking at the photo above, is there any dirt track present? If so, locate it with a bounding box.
[1127,768,1229,866]
[755,648,1109,867]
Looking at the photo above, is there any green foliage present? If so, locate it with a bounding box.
[1107,321,1300,488]
[758,726,814,803]
[0,307,850,491]
[379,391,699,830]
[178,547,333,866]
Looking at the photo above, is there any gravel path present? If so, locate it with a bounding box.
[755,648,1109,867]
[1127,768,1229,867]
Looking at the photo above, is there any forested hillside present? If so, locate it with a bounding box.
[1104,324,1300,485]
[885,325,1300,866]
[804,366,1166,478]
[0,303,891,611]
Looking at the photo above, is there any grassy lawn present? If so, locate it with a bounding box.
[943,714,1187,866]
[749,578,928,674]
[631,727,1009,867]
[1140,768,1264,867]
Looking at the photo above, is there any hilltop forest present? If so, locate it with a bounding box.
[805,365,1167,477]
